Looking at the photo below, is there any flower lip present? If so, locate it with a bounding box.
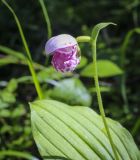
[45,34,77,55]
[51,47,80,72]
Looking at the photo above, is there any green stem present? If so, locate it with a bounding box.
[2,0,43,99]
[120,28,140,114]
[91,41,119,160]
[120,74,129,114]
[27,59,43,99]
[120,30,133,114]
[77,35,119,160]
[38,0,52,39]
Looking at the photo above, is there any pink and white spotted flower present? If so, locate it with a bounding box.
[45,34,80,72]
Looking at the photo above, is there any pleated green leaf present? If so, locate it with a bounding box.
[30,100,140,160]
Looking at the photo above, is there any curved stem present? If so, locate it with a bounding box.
[120,28,140,114]
[120,30,133,114]
[77,34,119,159]
[91,40,119,160]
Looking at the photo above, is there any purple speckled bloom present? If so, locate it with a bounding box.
[45,34,80,72]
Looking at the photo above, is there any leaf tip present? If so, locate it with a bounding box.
[29,101,37,111]
[104,22,117,26]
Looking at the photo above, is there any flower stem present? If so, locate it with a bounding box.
[91,40,119,160]
[77,33,119,159]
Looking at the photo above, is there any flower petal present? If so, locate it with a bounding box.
[45,34,77,55]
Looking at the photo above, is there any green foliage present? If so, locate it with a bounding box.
[37,67,72,82]
[77,56,88,69]
[30,100,140,160]
[0,45,45,69]
[0,45,25,59]
[0,55,19,66]
[47,78,92,106]
[90,22,120,160]
[81,60,123,78]
[0,0,140,159]
[91,22,116,42]
[1,0,43,99]
[0,79,35,159]
[0,150,36,160]
[120,27,140,114]
[120,28,140,68]
[0,79,17,109]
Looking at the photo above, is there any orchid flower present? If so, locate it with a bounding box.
[45,34,80,72]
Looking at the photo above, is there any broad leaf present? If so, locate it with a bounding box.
[81,60,123,78]
[48,78,92,106]
[30,100,140,160]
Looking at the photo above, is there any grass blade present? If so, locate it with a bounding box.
[1,0,43,99]
[38,0,52,38]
